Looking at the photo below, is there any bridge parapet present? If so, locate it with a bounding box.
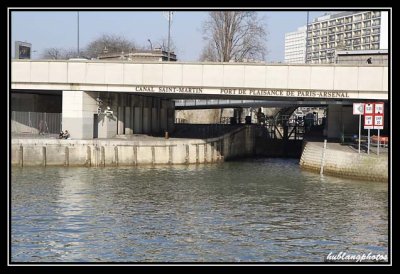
[11,60,388,100]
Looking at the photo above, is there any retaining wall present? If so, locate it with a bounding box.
[11,126,255,167]
[300,141,388,182]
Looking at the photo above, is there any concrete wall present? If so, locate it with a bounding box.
[11,126,256,167]
[336,54,388,66]
[326,104,359,139]
[11,60,388,100]
[300,141,388,182]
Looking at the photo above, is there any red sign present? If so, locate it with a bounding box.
[374,115,384,129]
[363,102,385,129]
[364,115,374,129]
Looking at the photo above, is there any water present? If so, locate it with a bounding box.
[11,159,389,263]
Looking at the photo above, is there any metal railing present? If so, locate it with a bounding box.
[11,111,62,135]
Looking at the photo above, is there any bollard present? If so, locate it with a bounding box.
[320,139,327,175]
[165,130,169,139]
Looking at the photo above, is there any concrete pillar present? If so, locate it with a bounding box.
[117,106,125,135]
[167,100,175,133]
[98,114,117,138]
[134,107,143,133]
[151,107,159,135]
[143,107,151,134]
[62,90,97,139]
[125,107,132,135]
[160,108,168,132]
[130,95,135,134]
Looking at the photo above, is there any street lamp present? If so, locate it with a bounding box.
[147,39,153,50]
[77,11,80,58]
[305,11,309,64]
[163,11,173,61]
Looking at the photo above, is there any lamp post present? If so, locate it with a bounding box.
[147,39,153,50]
[167,11,171,61]
[77,11,80,58]
[163,11,173,61]
[305,11,309,64]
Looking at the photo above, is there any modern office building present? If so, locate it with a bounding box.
[306,11,389,64]
[284,26,307,63]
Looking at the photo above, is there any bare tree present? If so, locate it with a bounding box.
[200,11,267,62]
[41,48,79,60]
[83,34,137,59]
[199,41,218,61]
[41,48,64,60]
[63,48,80,59]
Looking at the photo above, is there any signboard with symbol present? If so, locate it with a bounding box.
[353,103,364,115]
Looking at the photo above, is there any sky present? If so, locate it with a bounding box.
[10,9,331,62]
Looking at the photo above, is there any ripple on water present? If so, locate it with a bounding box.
[11,159,388,262]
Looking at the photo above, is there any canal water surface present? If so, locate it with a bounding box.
[11,158,388,262]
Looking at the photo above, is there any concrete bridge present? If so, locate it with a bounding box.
[12,60,388,100]
[11,60,389,139]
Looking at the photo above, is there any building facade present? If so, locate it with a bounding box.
[98,48,177,62]
[306,11,388,64]
[284,26,307,63]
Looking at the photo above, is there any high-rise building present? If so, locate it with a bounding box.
[284,26,307,63]
[305,11,388,64]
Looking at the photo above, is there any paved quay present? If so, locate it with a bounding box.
[300,140,389,182]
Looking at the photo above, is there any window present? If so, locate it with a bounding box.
[364,21,371,28]
[364,29,371,35]
[372,11,381,17]
[373,19,381,26]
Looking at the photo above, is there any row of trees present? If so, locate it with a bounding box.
[42,34,162,60]
[41,11,268,62]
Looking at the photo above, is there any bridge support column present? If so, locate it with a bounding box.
[117,106,124,135]
[62,90,97,139]
[167,100,175,133]
[143,107,151,134]
[125,107,132,135]
[134,107,143,133]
